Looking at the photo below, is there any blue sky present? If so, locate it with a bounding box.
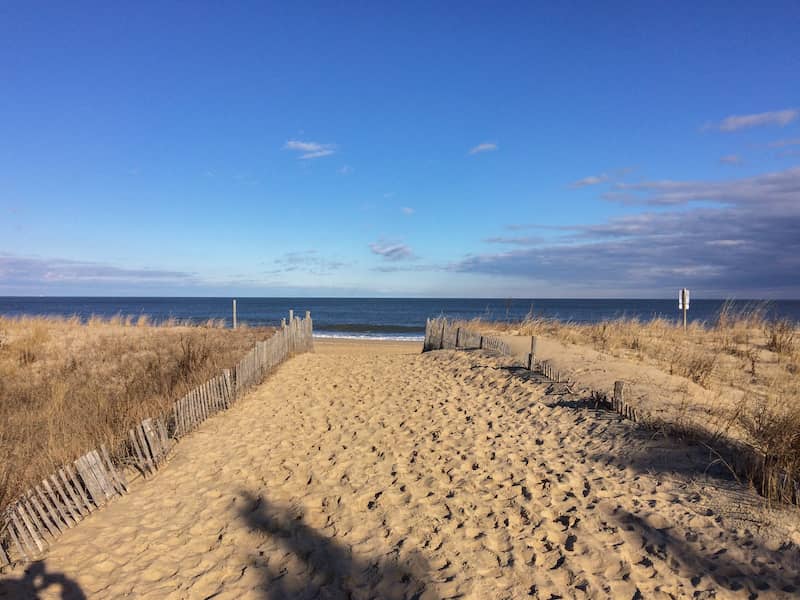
[1,1,799,297]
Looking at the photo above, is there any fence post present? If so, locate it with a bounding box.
[439,321,446,350]
[614,381,625,412]
[527,336,537,370]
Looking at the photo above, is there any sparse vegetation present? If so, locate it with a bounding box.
[455,303,800,504]
[0,315,273,513]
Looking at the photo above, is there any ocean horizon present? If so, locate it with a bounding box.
[2,297,799,341]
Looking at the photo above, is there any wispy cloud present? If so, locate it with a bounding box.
[719,154,743,165]
[569,167,633,189]
[768,138,800,148]
[284,140,336,159]
[469,142,498,155]
[610,166,800,207]
[705,109,798,132]
[401,207,415,216]
[483,236,543,246]
[266,250,347,275]
[504,223,572,232]
[369,240,415,261]
[338,165,353,175]
[453,166,800,296]
[570,174,609,188]
[0,254,198,287]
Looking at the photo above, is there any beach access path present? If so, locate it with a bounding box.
[2,339,799,599]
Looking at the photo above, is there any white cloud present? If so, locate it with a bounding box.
[284,140,336,159]
[483,236,543,246]
[266,250,347,275]
[706,109,798,132]
[469,142,498,155]
[401,207,415,215]
[338,165,353,175]
[570,174,609,188]
[719,154,743,165]
[612,166,800,208]
[453,166,800,296]
[0,254,198,286]
[369,240,415,261]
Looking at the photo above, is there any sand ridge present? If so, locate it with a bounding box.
[1,339,799,599]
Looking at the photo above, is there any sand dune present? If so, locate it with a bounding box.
[2,339,799,599]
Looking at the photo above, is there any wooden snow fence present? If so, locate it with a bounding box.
[0,447,127,564]
[423,317,511,356]
[0,310,314,569]
[423,317,800,507]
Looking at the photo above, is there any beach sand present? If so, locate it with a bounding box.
[2,339,799,599]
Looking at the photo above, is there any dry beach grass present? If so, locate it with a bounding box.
[1,339,799,598]
[0,315,273,514]
[455,304,800,503]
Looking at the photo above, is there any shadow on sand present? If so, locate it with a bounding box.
[237,491,438,600]
[610,506,800,597]
[0,561,86,599]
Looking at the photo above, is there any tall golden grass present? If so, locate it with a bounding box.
[458,303,800,502]
[0,315,273,513]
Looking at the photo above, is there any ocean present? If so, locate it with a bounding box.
[1,297,799,341]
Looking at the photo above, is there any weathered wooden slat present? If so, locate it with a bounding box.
[74,455,105,507]
[177,396,187,435]
[190,389,199,424]
[29,489,59,538]
[182,394,190,431]
[189,389,199,427]
[22,497,52,548]
[9,514,33,560]
[58,469,87,518]
[205,380,214,413]
[196,386,204,422]
[203,382,211,416]
[90,450,117,499]
[34,484,64,535]
[0,538,9,566]
[141,419,163,465]
[172,400,181,438]
[17,501,46,553]
[177,395,186,436]
[205,381,213,415]
[66,464,94,514]
[136,424,155,473]
[214,377,223,410]
[187,390,197,427]
[128,427,150,476]
[101,444,127,494]
[43,477,76,528]
[209,377,218,411]
[82,451,110,500]
[223,369,233,407]
[80,453,108,504]
[155,419,170,456]
[197,385,206,421]
[181,395,190,433]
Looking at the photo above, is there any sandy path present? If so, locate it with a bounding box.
[2,340,800,599]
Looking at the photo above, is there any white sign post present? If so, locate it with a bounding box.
[232,299,238,330]
[678,288,690,331]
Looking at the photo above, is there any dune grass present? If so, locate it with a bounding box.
[456,303,800,503]
[0,315,273,513]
